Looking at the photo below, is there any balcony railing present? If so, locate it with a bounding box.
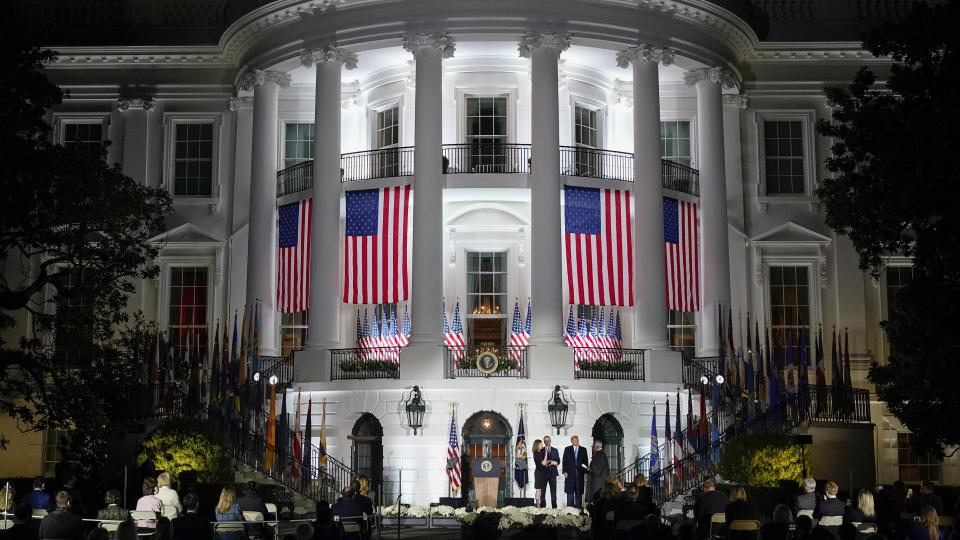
[330,348,400,380]
[573,348,645,380]
[276,160,313,197]
[442,143,531,174]
[341,146,414,183]
[682,355,721,388]
[662,159,700,196]
[443,346,529,378]
[559,146,634,182]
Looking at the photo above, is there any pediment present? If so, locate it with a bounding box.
[750,222,831,247]
[149,223,223,246]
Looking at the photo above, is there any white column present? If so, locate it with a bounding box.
[403,34,454,349]
[617,45,673,350]
[241,70,291,356]
[116,98,155,186]
[301,47,359,349]
[684,68,736,356]
[520,32,569,349]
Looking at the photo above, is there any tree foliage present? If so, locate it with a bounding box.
[717,432,810,487]
[815,1,960,455]
[137,421,233,484]
[0,22,172,473]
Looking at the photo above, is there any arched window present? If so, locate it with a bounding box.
[592,413,625,474]
[350,413,383,500]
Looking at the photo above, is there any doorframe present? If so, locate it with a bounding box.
[349,412,384,502]
[462,410,513,505]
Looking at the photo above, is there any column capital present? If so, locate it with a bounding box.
[682,67,739,89]
[518,32,570,58]
[237,69,292,92]
[615,44,674,68]
[117,98,154,112]
[227,96,254,111]
[402,32,456,58]
[722,93,750,109]
[299,45,359,69]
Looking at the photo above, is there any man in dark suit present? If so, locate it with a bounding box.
[694,477,729,539]
[38,491,81,540]
[615,485,659,522]
[332,486,365,539]
[238,481,269,538]
[586,440,610,503]
[909,481,944,515]
[541,435,561,508]
[562,435,589,508]
[814,481,846,520]
[172,492,212,540]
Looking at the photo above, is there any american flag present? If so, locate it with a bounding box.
[663,197,700,312]
[509,301,527,362]
[523,300,532,342]
[400,305,411,347]
[450,301,465,360]
[563,186,634,307]
[447,412,461,493]
[343,185,411,304]
[277,198,312,313]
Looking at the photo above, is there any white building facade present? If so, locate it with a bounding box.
[7,0,958,504]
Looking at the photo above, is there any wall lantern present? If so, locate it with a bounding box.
[405,385,426,435]
[547,385,568,435]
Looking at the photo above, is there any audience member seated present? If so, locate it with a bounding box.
[350,479,373,517]
[214,487,245,540]
[98,489,127,522]
[874,487,898,535]
[26,476,52,512]
[910,483,944,516]
[695,477,729,539]
[332,487,363,538]
[172,491,212,540]
[646,513,671,540]
[796,479,818,516]
[634,474,653,503]
[238,481,269,538]
[679,522,696,540]
[846,489,877,524]
[839,523,858,540]
[591,481,621,538]
[2,504,37,540]
[154,473,182,520]
[115,519,139,540]
[39,491,82,540]
[815,482,846,521]
[725,486,760,533]
[153,516,174,540]
[796,515,814,540]
[136,477,163,529]
[311,505,339,540]
[762,504,794,540]
[908,507,944,540]
[0,485,15,514]
[87,528,110,540]
[294,523,314,540]
[615,485,658,523]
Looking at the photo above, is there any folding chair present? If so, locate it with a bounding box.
[32,509,48,519]
[214,521,247,537]
[797,510,814,520]
[100,521,121,533]
[130,510,159,537]
[728,519,761,540]
[854,522,877,535]
[710,513,727,539]
[264,503,278,520]
[819,516,843,527]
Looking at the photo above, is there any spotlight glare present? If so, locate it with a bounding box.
[715,374,725,384]
[269,374,279,386]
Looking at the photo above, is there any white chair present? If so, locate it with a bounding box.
[797,510,814,519]
[242,511,264,522]
[130,510,158,537]
[101,521,121,533]
[32,509,48,519]
[710,512,727,539]
[214,521,246,534]
[0,519,13,531]
[264,503,278,520]
[855,522,878,534]
[819,516,843,527]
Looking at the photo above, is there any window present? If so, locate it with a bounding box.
[769,266,811,361]
[375,107,400,177]
[43,430,69,463]
[167,266,209,353]
[284,122,315,169]
[898,433,941,482]
[763,120,805,195]
[173,122,214,197]
[280,311,308,357]
[885,266,913,310]
[660,121,692,167]
[465,251,508,354]
[63,122,104,156]
[668,310,696,359]
[574,105,599,176]
[465,96,508,172]
[592,414,624,475]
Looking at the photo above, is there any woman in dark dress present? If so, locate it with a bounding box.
[531,439,546,508]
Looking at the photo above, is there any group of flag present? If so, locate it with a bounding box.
[442,299,466,361]
[263,390,327,491]
[648,388,711,493]
[715,306,858,421]
[354,305,411,361]
[563,305,623,365]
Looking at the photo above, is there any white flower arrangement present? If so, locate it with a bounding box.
[429,505,457,517]
[405,505,430,518]
[454,505,591,531]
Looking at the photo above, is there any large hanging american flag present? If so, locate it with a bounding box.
[446,412,461,493]
[343,185,411,304]
[277,198,312,313]
[663,197,700,311]
[563,186,634,307]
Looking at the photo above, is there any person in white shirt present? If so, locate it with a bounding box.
[154,472,182,519]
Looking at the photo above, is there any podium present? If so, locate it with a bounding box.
[472,457,501,508]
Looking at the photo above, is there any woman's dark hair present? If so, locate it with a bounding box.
[104,488,121,505]
[182,491,199,512]
[154,516,173,540]
[141,477,157,497]
[115,519,138,540]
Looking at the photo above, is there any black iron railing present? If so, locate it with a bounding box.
[442,143,531,174]
[662,159,700,196]
[341,147,414,182]
[572,348,645,380]
[276,160,313,196]
[443,346,529,378]
[560,146,634,181]
[682,356,721,388]
[330,348,401,380]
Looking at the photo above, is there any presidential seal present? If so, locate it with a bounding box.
[476,351,499,375]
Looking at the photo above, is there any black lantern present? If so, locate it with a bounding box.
[547,385,568,435]
[405,385,426,435]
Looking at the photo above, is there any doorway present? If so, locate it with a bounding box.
[350,413,383,503]
[462,410,512,506]
[592,413,625,474]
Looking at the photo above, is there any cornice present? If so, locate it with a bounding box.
[117,98,155,111]
[402,33,456,58]
[518,32,571,58]
[744,42,884,62]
